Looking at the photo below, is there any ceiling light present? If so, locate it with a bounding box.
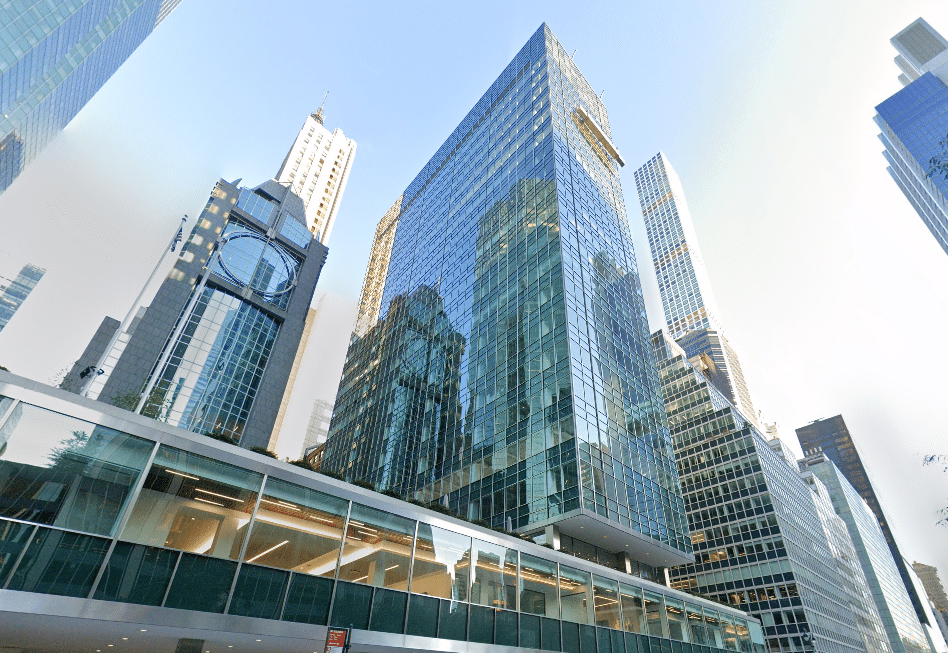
[140,629,147,632]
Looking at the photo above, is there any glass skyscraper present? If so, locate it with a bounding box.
[652,332,892,653]
[801,453,933,653]
[0,0,182,193]
[632,153,757,424]
[0,263,44,332]
[794,415,931,632]
[325,24,692,570]
[874,18,948,257]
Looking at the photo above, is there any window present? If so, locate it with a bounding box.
[520,553,558,617]
[412,524,471,600]
[337,503,413,589]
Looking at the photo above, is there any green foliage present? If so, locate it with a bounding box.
[352,479,376,491]
[288,458,315,471]
[0,364,9,372]
[317,469,345,481]
[928,134,948,182]
[108,391,142,412]
[923,454,947,526]
[425,501,455,516]
[380,488,405,500]
[249,446,278,458]
[204,429,237,445]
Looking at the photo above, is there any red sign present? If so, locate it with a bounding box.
[325,628,348,653]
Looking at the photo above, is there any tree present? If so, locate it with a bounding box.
[927,134,948,182]
[923,455,947,526]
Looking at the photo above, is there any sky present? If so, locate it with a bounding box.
[0,0,945,586]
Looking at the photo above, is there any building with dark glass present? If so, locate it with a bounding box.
[800,453,934,653]
[874,17,948,257]
[0,262,44,332]
[0,370,766,653]
[324,24,692,574]
[794,415,931,631]
[0,0,183,194]
[76,177,326,449]
[652,332,892,653]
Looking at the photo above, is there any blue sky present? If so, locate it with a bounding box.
[0,0,946,582]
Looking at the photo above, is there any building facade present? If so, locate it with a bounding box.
[874,18,948,257]
[794,416,930,630]
[79,178,326,450]
[275,103,356,242]
[912,562,948,646]
[325,24,693,573]
[0,371,766,653]
[652,332,891,653]
[0,0,182,193]
[799,454,929,653]
[0,262,44,332]
[632,153,756,424]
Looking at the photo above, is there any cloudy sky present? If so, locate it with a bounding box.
[0,0,945,583]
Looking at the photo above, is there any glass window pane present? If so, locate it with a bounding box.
[704,609,723,648]
[644,591,666,637]
[497,609,518,646]
[337,503,413,589]
[520,552,559,617]
[163,553,237,613]
[541,615,561,651]
[594,574,622,629]
[7,527,109,597]
[228,563,288,619]
[562,621,581,653]
[579,624,596,653]
[121,445,262,559]
[721,615,738,651]
[93,542,177,605]
[599,626,613,653]
[521,613,541,649]
[330,580,372,629]
[734,618,751,652]
[620,583,645,633]
[612,629,625,653]
[470,604,494,643]
[282,574,333,625]
[438,599,467,641]
[0,403,154,535]
[244,477,347,575]
[369,588,406,634]
[0,518,34,586]
[625,631,640,653]
[406,593,439,637]
[665,597,688,641]
[411,523,471,601]
[686,604,707,645]
[471,537,517,609]
[560,564,593,624]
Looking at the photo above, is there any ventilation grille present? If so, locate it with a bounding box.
[895,22,947,66]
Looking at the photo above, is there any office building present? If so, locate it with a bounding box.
[275,100,356,242]
[913,562,948,645]
[354,195,402,337]
[800,453,932,653]
[632,153,757,424]
[325,24,694,574]
[653,332,892,653]
[0,0,183,193]
[874,18,948,256]
[795,416,931,629]
[77,177,327,450]
[0,371,766,653]
[0,262,44,332]
[905,563,948,653]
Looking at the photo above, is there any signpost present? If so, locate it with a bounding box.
[324,627,349,653]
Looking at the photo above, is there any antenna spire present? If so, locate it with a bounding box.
[313,91,328,125]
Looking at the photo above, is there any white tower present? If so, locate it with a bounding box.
[275,96,357,243]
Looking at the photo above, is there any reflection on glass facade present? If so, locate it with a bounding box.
[0,385,764,652]
[801,455,932,653]
[141,286,281,438]
[325,23,689,563]
[0,0,182,193]
[0,263,45,332]
[875,18,948,258]
[652,333,893,653]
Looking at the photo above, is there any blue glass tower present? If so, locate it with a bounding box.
[875,18,948,257]
[0,263,45,332]
[0,0,182,193]
[325,24,692,570]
